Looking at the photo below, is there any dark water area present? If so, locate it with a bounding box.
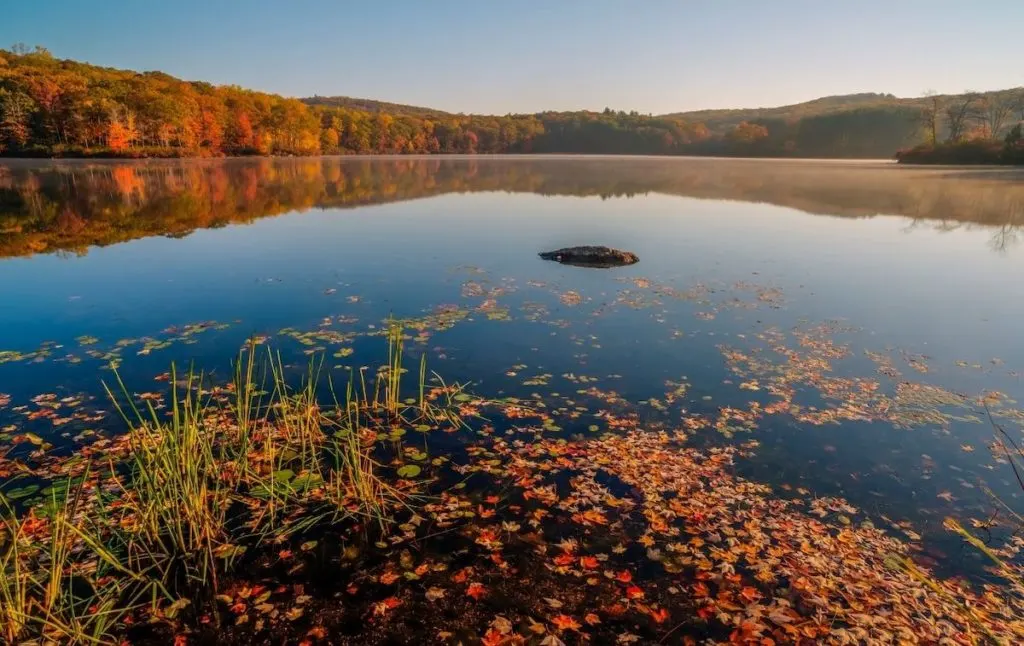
[2,155,1024,580]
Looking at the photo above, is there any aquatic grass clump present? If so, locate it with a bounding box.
[0,327,474,642]
[0,480,154,645]
[105,367,233,590]
[90,329,462,595]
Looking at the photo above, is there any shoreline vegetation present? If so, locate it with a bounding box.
[1,46,1022,163]
[896,125,1024,165]
[2,328,1024,644]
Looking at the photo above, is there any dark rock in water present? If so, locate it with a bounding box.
[538,245,639,268]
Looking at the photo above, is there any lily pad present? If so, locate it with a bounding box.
[272,469,295,483]
[3,484,40,500]
[397,464,422,478]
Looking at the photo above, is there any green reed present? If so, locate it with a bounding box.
[1,475,152,645]
[105,366,230,590]
[0,330,460,642]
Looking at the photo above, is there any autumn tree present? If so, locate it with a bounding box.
[227,110,257,152]
[194,93,225,151]
[728,121,769,144]
[106,115,133,152]
[0,88,35,150]
[976,94,1015,139]
[944,92,982,142]
[320,126,340,153]
[917,90,943,145]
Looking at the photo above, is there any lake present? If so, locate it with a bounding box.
[2,156,1024,642]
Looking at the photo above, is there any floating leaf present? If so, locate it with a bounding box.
[3,485,39,500]
[291,473,324,489]
[397,465,421,478]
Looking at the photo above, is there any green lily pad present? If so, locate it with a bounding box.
[272,469,295,483]
[396,465,421,478]
[291,473,323,489]
[4,484,40,500]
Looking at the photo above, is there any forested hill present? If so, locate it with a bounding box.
[664,89,1024,159]
[1,46,1021,160]
[301,95,450,119]
[665,93,909,131]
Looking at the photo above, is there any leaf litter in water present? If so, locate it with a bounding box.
[2,275,1023,644]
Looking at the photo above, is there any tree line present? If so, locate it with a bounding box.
[2,46,1022,161]
[0,46,718,158]
[896,90,1024,164]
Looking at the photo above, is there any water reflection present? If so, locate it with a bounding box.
[1,157,1023,257]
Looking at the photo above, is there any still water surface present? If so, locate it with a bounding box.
[2,156,1023,574]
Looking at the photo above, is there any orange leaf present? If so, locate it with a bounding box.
[306,626,328,639]
[372,597,402,617]
[551,614,581,631]
[739,586,761,603]
[466,582,487,600]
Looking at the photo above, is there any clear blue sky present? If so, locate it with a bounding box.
[2,0,1021,114]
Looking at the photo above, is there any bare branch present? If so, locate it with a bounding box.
[977,94,1015,139]
[944,91,982,142]
[915,90,942,145]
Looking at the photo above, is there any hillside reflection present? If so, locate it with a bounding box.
[2,157,1022,257]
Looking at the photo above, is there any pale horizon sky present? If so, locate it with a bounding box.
[2,0,1022,115]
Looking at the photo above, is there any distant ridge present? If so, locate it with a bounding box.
[303,90,1023,131]
[302,95,452,118]
[661,90,1024,135]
